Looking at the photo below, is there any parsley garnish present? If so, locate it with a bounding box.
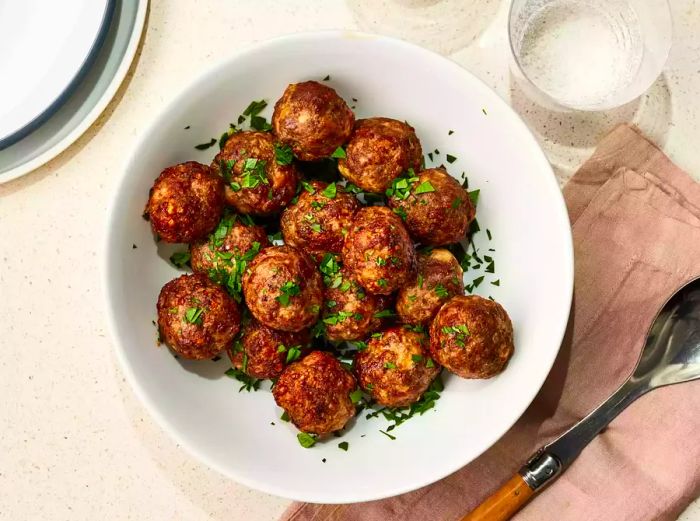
[184,307,204,325]
[301,180,316,194]
[194,138,216,150]
[376,278,388,288]
[491,279,500,286]
[414,181,435,194]
[225,366,260,392]
[331,147,346,159]
[380,430,396,440]
[322,182,337,198]
[297,432,317,448]
[170,251,190,268]
[274,142,294,165]
[468,189,480,206]
[411,354,424,363]
[277,281,301,306]
[338,441,349,451]
[373,309,394,319]
[350,389,363,404]
[434,284,449,298]
[384,361,396,369]
[442,324,470,346]
[392,207,407,221]
[446,154,457,164]
[385,170,418,199]
[241,158,269,189]
[243,100,267,117]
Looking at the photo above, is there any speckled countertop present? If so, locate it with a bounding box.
[1,1,699,519]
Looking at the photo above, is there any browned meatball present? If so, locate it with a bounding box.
[322,268,393,342]
[354,326,440,407]
[387,168,475,246]
[211,131,299,216]
[242,246,323,332]
[273,351,357,435]
[272,81,354,161]
[189,214,269,282]
[429,295,514,379]
[342,206,417,295]
[280,180,359,261]
[156,273,241,359]
[146,162,224,243]
[338,118,422,193]
[226,318,310,379]
[396,249,464,325]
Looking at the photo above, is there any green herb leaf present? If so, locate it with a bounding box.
[380,429,396,440]
[468,189,480,206]
[250,115,272,131]
[411,354,424,363]
[384,361,396,369]
[491,279,500,286]
[392,207,407,221]
[194,138,216,150]
[276,280,301,307]
[373,309,394,319]
[446,154,457,164]
[426,358,436,368]
[241,158,269,189]
[322,182,337,198]
[331,147,346,159]
[297,432,317,448]
[338,441,349,451]
[274,142,294,165]
[285,346,302,364]
[243,99,267,117]
[414,181,435,194]
[350,389,363,404]
[224,367,260,392]
[434,284,449,298]
[184,307,204,325]
[170,251,191,268]
[301,180,316,194]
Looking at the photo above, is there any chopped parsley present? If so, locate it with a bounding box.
[274,142,294,165]
[331,146,346,159]
[446,154,457,164]
[301,180,316,194]
[322,75,330,81]
[411,354,424,363]
[250,115,272,131]
[426,358,436,368]
[277,281,301,306]
[338,441,349,451]
[468,189,480,206]
[385,170,418,200]
[384,361,396,369]
[380,430,396,440]
[375,257,386,266]
[414,181,435,194]
[392,207,407,221]
[184,307,204,325]
[448,130,454,135]
[194,138,216,150]
[491,279,500,286]
[350,389,363,404]
[442,324,470,346]
[225,367,260,392]
[376,278,388,288]
[169,251,190,268]
[373,309,394,319]
[297,432,317,448]
[285,345,302,364]
[322,183,337,199]
[241,158,269,189]
[243,99,267,117]
[434,284,449,298]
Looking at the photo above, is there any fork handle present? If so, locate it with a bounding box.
[460,474,535,521]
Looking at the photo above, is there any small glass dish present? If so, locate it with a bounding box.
[509,0,673,111]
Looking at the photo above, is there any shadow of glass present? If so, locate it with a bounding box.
[509,71,673,182]
[347,0,502,54]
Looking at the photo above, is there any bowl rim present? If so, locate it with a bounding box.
[103,29,574,503]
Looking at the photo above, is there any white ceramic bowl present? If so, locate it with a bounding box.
[104,31,573,504]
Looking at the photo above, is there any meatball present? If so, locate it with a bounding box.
[387,168,475,246]
[396,249,464,325]
[211,131,299,216]
[338,117,422,193]
[146,161,224,243]
[226,318,310,379]
[273,351,357,435]
[342,206,417,295]
[272,81,354,161]
[156,273,241,359]
[190,214,269,280]
[322,268,393,342]
[429,295,514,379]
[354,326,440,407]
[242,245,323,332]
[280,180,359,261]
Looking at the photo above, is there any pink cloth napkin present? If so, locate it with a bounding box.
[281,124,700,521]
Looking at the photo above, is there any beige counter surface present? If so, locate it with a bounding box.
[1,1,699,519]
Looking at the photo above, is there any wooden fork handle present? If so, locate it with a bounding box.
[460,474,535,521]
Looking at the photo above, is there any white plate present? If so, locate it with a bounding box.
[0,0,113,147]
[104,31,573,504]
[0,0,148,183]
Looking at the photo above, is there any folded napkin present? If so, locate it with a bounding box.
[282,124,700,521]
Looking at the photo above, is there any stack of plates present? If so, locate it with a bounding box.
[0,0,148,183]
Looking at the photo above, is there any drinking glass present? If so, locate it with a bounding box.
[509,0,672,111]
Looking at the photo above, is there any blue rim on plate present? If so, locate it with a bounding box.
[0,0,116,151]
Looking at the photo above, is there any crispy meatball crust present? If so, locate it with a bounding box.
[190,215,270,276]
[273,351,357,435]
[429,295,514,379]
[226,318,310,379]
[322,268,393,342]
[338,118,423,193]
[272,81,354,161]
[342,206,417,295]
[388,168,475,246]
[146,161,224,243]
[280,180,359,261]
[211,131,300,216]
[156,273,241,360]
[396,249,464,325]
[354,326,440,407]
[242,246,323,332]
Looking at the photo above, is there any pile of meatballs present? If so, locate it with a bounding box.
[146,80,514,440]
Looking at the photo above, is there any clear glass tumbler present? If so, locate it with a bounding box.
[508,0,673,111]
